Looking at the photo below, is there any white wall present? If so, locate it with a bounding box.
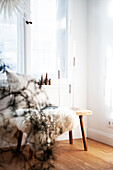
[87,0,113,146]
[46,0,88,140]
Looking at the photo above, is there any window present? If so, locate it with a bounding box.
[0,13,17,73]
[0,0,67,79]
[29,0,67,79]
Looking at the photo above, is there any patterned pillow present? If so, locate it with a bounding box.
[6,71,50,111]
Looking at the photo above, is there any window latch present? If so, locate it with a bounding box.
[26,21,32,24]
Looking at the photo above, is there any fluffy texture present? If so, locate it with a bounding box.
[10,107,78,151]
[6,71,50,110]
[1,72,78,150]
[0,71,50,146]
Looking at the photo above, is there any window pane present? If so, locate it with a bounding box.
[0,14,17,73]
[30,0,67,79]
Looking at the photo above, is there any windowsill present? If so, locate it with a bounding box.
[47,79,69,85]
[0,74,69,87]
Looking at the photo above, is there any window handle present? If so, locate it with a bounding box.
[26,21,32,24]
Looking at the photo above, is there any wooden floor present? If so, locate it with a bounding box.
[0,139,113,170]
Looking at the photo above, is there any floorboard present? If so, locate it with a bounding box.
[0,139,113,170]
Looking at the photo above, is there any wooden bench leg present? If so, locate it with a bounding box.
[69,130,73,144]
[79,115,88,151]
[16,130,23,152]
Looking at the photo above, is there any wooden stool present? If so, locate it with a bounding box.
[16,107,92,159]
[69,107,92,151]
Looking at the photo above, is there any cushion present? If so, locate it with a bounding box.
[6,71,34,92]
[6,71,50,111]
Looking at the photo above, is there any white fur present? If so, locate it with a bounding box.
[9,107,78,151]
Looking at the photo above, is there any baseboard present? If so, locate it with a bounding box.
[87,128,113,146]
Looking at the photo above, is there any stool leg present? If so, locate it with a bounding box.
[16,130,23,152]
[79,115,88,151]
[69,130,73,144]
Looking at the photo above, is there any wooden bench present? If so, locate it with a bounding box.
[69,107,92,151]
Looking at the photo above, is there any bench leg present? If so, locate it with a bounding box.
[16,130,23,152]
[79,115,88,151]
[69,130,73,144]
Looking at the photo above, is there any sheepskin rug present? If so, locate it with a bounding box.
[10,106,78,151]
